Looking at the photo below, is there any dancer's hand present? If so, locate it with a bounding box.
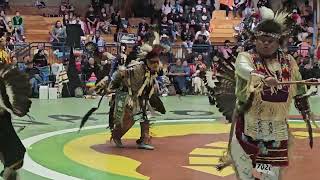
[265,77,278,87]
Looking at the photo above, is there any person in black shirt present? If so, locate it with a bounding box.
[181,23,195,54]
[82,57,101,81]
[33,49,48,67]
[111,10,121,26]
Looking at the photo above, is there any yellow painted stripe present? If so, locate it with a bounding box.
[190,148,225,156]
[183,166,234,177]
[205,141,228,148]
[292,131,320,139]
[189,157,221,165]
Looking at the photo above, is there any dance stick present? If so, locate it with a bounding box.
[278,81,320,86]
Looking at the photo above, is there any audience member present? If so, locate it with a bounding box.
[168,59,188,95]
[12,11,24,35]
[86,6,98,34]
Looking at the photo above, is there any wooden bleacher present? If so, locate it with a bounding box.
[209,10,242,44]
[24,15,61,42]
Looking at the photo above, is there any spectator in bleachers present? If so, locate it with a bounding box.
[187,7,199,31]
[181,23,195,54]
[162,0,172,16]
[168,19,178,41]
[192,57,206,94]
[0,10,8,23]
[111,10,121,26]
[292,9,302,25]
[298,39,311,58]
[60,2,67,16]
[50,20,67,48]
[14,27,25,40]
[6,21,14,36]
[182,60,192,93]
[99,7,109,21]
[75,15,86,33]
[300,1,313,22]
[183,0,196,10]
[17,55,28,72]
[218,40,233,60]
[0,17,6,37]
[219,0,233,19]
[233,0,246,18]
[195,0,204,12]
[160,16,171,37]
[86,6,98,34]
[33,49,48,67]
[82,57,100,81]
[11,56,17,68]
[34,43,48,56]
[104,3,114,18]
[195,25,210,43]
[257,0,270,8]
[172,7,186,26]
[199,7,211,27]
[138,25,148,40]
[35,0,46,9]
[91,30,105,53]
[66,2,75,14]
[25,61,42,97]
[98,18,111,34]
[69,13,77,24]
[193,34,210,54]
[173,0,183,14]
[168,58,188,95]
[63,14,70,26]
[12,11,24,35]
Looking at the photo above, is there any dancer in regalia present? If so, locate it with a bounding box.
[213,7,318,179]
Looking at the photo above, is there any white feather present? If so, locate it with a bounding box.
[152,32,160,45]
[140,43,153,53]
[259,6,275,20]
[5,84,14,109]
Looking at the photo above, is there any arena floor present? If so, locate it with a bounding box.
[10,96,320,180]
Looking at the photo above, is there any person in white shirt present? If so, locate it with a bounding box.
[91,31,105,53]
[195,25,210,42]
[161,0,172,15]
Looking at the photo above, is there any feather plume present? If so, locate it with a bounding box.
[152,32,160,45]
[0,64,31,117]
[140,43,153,53]
[259,6,275,20]
[274,10,291,29]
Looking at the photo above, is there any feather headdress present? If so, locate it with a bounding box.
[137,31,166,61]
[255,6,292,39]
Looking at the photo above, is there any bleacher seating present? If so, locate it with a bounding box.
[209,10,242,44]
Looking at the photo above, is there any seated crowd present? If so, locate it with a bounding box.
[0,0,317,98]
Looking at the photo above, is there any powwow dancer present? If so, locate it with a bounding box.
[0,64,32,180]
[213,7,319,179]
[80,32,166,150]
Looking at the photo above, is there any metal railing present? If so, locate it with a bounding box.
[11,41,313,64]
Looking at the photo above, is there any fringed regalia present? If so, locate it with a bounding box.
[213,7,317,179]
[81,32,166,150]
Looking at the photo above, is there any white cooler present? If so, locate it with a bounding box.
[39,86,49,99]
[49,88,58,99]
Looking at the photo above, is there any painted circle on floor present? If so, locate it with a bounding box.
[27,121,320,180]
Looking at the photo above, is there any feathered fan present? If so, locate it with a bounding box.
[213,57,237,122]
[0,64,32,117]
